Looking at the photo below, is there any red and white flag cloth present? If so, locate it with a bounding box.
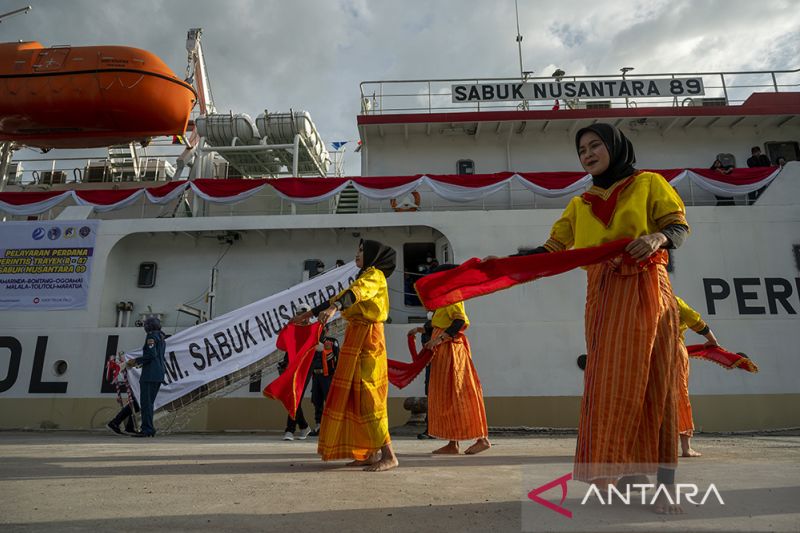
[0,167,781,215]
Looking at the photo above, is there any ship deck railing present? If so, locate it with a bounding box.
[358,67,800,115]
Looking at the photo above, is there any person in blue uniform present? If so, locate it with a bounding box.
[126,316,167,437]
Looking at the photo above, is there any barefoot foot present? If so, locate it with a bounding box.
[464,438,491,455]
[432,441,460,455]
[346,453,379,466]
[364,456,399,472]
[681,448,702,458]
[653,485,685,515]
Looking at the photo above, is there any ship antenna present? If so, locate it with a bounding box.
[0,5,31,24]
[514,0,524,82]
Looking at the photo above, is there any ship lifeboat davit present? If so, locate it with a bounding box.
[0,42,197,149]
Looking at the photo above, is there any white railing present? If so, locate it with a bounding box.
[6,140,183,186]
[359,67,800,115]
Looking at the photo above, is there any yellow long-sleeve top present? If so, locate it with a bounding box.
[676,296,709,342]
[543,171,688,252]
[431,301,470,330]
[332,266,389,323]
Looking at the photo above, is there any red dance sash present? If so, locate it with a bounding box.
[415,238,632,310]
[687,344,759,373]
[263,322,322,418]
[387,334,434,389]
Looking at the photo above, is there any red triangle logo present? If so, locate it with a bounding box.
[527,472,573,518]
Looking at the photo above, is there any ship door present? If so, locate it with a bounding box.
[402,242,437,307]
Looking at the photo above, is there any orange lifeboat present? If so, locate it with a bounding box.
[0,41,197,149]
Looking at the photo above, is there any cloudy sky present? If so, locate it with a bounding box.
[3,0,799,175]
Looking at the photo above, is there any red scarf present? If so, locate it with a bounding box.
[263,322,322,418]
[415,238,632,310]
[387,334,434,389]
[687,344,759,373]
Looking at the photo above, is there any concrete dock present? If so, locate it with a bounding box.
[1,431,798,532]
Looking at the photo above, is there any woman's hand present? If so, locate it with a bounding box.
[407,327,423,336]
[625,232,668,262]
[317,306,336,325]
[424,334,449,351]
[482,255,499,261]
[704,330,719,348]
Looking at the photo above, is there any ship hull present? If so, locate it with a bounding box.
[1,169,798,431]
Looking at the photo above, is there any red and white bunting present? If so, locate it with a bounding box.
[0,168,782,215]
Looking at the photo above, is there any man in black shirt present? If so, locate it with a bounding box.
[746,146,771,168]
[746,146,773,204]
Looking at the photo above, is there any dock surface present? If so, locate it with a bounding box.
[1,431,799,532]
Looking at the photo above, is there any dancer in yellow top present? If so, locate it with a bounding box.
[294,239,398,472]
[421,266,490,455]
[506,123,690,514]
[675,296,719,458]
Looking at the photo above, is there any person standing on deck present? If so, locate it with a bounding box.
[293,239,399,472]
[421,264,490,455]
[675,296,719,458]
[506,123,690,514]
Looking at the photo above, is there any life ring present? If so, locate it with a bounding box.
[391,191,421,212]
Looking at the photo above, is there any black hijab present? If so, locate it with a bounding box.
[360,239,396,278]
[575,123,637,189]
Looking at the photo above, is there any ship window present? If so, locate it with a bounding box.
[764,141,799,164]
[137,262,157,288]
[403,243,437,307]
[52,360,68,376]
[457,159,475,175]
[303,259,325,280]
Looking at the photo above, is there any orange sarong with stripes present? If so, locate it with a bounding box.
[574,256,680,482]
[317,320,390,461]
[427,328,488,441]
[677,342,694,436]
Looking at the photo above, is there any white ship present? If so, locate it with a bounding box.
[0,27,798,433]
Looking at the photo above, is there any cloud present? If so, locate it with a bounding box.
[5,0,798,176]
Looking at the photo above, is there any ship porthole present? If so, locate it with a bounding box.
[577,354,587,371]
[52,360,68,376]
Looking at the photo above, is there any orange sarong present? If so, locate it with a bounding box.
[574,257,680,482]
[317,320,390,461]
[427,328,488,441]
[677,342,694,436]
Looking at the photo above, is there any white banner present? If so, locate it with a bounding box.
[452,78,705,102]
[125,262,360,409]
[0,220,99,310]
